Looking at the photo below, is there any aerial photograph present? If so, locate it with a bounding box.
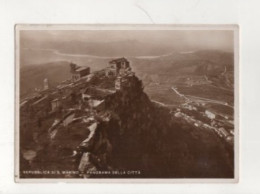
[17,27,236,179]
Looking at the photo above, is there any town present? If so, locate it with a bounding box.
[171,102,234,146]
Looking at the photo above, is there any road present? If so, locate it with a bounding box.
[171,87,190,101]
[151,100,167,107]
[151,100,177,108]
[186,95,234,108]
[171,86,233,108]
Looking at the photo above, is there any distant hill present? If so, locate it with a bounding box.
[21,39,173,58]
[20,61,71,98]
[132,50,234,89]
[132,50,233,75]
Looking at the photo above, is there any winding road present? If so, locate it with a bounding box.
[171,86,233,109]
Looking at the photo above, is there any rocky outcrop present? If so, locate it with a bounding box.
[20,71,233,178]
[75,75,234,178]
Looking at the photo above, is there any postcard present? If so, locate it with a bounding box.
[15,24,239,182]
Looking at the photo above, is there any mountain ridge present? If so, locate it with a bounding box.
[20,67,234,178]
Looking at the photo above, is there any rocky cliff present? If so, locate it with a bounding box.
[74,75,233,178]
[20,71,234,178]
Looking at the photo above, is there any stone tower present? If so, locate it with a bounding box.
[43,78,49,90]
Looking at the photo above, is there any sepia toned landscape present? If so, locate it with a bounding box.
[17,27,236,179]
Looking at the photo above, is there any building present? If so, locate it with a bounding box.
[105,57,131,77]
[174,112,182,118]
[218,127,229,138]
[205,110,216,119]
[70,63,90,82]
[51,98,61,111]
[114,76,131,90]
[43,78,49,90]
[115,76,122,90]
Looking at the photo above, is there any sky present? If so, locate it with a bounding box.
[20,29,234,53]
